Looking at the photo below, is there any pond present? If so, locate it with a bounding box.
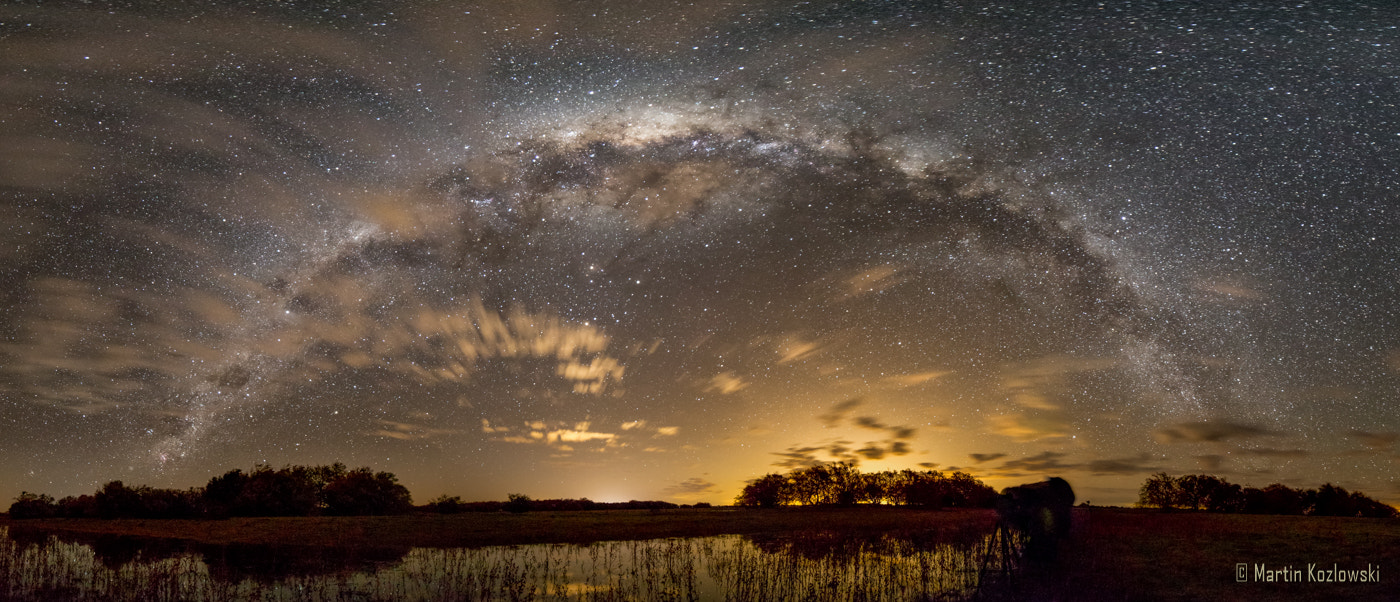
[0,524,1020,601]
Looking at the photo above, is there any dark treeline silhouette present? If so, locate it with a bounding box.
[734,461,997,508]
[7,463,412,519]
[420,493,692,514]
[1137,472,1398,518]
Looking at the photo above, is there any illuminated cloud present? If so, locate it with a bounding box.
[776,336,822,364]
[706,372,750,394]
[969,453,1007,464]
[840,265,907,299]
[884,371,951,387]
[987,412,1070,442]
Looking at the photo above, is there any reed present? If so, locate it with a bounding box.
[0,525,994,601]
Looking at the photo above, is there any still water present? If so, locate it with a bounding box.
[0,525,1014,601]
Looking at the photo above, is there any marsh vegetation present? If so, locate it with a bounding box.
[0,521,1004,601]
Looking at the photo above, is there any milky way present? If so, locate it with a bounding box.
[2,1,1398,506]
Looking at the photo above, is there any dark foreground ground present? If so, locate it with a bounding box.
[1010,507,1400,601]
[4,507,1397,600]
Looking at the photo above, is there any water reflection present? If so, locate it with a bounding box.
[0,524,1010,601]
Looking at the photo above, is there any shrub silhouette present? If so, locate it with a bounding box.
[504,493,533,513]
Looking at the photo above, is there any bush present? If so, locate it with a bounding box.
[505,493,532,513]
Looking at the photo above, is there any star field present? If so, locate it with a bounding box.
[1,1,1398,507]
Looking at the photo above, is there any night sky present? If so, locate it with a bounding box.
[2,1,1398,508]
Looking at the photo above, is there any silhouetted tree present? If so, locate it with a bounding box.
[735,473,792,507]
[1137,472,1181,509]
[202,468,249,517]
[1140,474,1396,518]
[232,465,320,516]
[139,487,200,519]
[95,481,144,519]
[735,464,995,508]
[7,492,56,519]
[323,468,412,515]
[1175,474,1241,511]
[55,494,97,518]
[1244,483,1307,515]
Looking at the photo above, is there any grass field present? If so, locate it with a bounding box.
[4,507,1397,600]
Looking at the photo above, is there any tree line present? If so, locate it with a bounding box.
[1136,473,1397,518]
[734,461,997,508]
[421,493,696,514]
[8,463,412,519]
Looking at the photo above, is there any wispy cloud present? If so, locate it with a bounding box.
[1349,430,1398,451]
[1153,421,1273,443]
[663,477,718,498]
[1238,447,1308,459]
[706,371,749,394]
[1001,354,1116,411]
[1085,453,1161,475]
[368,419,461,441]
[776,335,822,364]
[819,398,865,427]
[987,412,1070,442]
[883,371,951,387]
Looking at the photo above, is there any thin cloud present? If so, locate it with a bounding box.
[1153,421,1273,443]
[1085,453,1160,475]
[818,398,864,427]
[368,419,461,441]
[1349,430,1398,451]
[883,370,951,387]
[1001,354,1117,411]
[663,477,718,497]
[1239,448,1308,459]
